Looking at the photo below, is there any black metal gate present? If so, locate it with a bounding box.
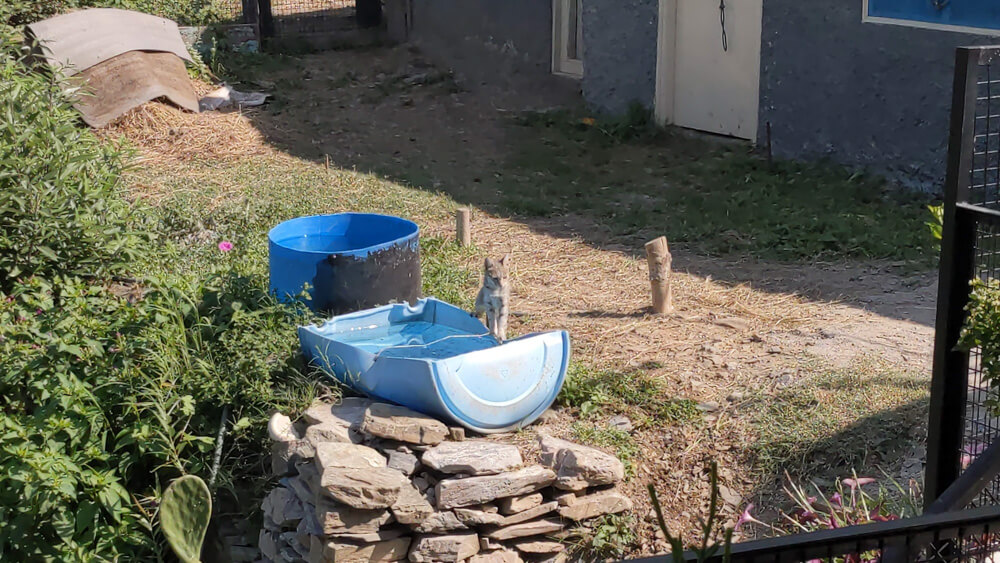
[926,45,1000,511]
[257,0,381,41]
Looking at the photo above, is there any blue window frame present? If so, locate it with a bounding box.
[866,0,1000,33]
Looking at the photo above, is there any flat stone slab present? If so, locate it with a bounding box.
[436,466,556,509]
[387,450,420,476]
[498,492,543,515]
[390,482,435,525]
[272,439,315,476]
[454,506,506,526]
[414,510,468,533]
[297,505,323,537]
[408,532,480,563]
[537,433,624,491]
[323,536,411,563]
[316,442,387,471]
[421,441,523,475]
[315,497,391,535]
[485,518,564,541]
[282,475,314,506]
[551,491,579,507]
[305,421,359,447]
[304,397,372,427]
[499,501,558,526]
[262,487,304,527]
[469,550,524,563]
[328,526,409,543]
[557,491,633,521]
[320,466,405,509]
[360,403,448,445]
[510,540,565,555]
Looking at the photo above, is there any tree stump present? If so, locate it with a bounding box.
[644,236,672,314]
[456,208,471,247]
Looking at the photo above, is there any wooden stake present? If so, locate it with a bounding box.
[645,236,672,314]
[324,154,330,170]
[456,208,471,247]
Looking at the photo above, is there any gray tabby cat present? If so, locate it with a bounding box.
[474,254,510,342]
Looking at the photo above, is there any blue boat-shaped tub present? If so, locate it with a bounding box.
[298,298,570,433]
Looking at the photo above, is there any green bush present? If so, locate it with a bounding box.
[2,0,235,27]
[0,272,312,558]
[961,279,1000,416]
[0,276,157,559]
[0,38,315,559]
[0,41,145,288]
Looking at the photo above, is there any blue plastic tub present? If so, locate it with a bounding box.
[269,213,421,314]
[298,298,570,433]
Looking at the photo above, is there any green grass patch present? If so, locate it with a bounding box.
[559,363,699,425]
[420,236,479,309]
[571,421,641,477]
[501,110,936,264]
[571,513,638,560]
[750,359,928,478]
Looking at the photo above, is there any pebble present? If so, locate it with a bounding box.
[608,415,634,432]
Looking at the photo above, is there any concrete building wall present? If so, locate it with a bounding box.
[408,0,575,105]
[580,0,659,114]
[407,0,994,189]
[759,0,992,190]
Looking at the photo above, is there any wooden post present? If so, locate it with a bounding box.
[645,236,672,314]
[456,208,471,247]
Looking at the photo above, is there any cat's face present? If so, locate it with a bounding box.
[483,254,510,289]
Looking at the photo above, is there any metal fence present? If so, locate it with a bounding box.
[634,505,1000,562]
[209,0,379,42]
[259,0,364,37]
[926,45,1000,511]
[212,0,254,24]
[257,0,380,39]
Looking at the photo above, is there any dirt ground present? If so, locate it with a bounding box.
[120,44,938,556]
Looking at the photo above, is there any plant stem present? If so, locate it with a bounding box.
[208,405,230,487]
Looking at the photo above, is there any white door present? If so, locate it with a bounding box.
[655,0,762,140]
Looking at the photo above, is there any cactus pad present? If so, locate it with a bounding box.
[160,475,212,563]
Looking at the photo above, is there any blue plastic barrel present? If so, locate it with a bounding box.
[268,213,421,314]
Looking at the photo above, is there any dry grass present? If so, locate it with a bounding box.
[99,100,272,166]
[105,47,937,556]
[425,213,821,368]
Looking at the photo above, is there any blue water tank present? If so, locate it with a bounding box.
[268,213,421,314]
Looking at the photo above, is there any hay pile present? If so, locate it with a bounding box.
[99,95,272,163]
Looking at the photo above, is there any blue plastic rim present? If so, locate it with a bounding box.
[298,298,571,433]
[269,213,421,313]
[268,213,419,257]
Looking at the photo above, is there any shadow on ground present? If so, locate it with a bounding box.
[221,44,939,327]
[742,395,928,538]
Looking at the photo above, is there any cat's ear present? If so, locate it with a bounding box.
[483,257,491,269]
[500,253,510,267]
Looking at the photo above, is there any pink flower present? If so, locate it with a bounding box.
[843,477,876,490]
[829,493,842,506]
[218,241,234,252]
[794,508,818,523]
[962,442,986,469]
[736,504,764,528]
